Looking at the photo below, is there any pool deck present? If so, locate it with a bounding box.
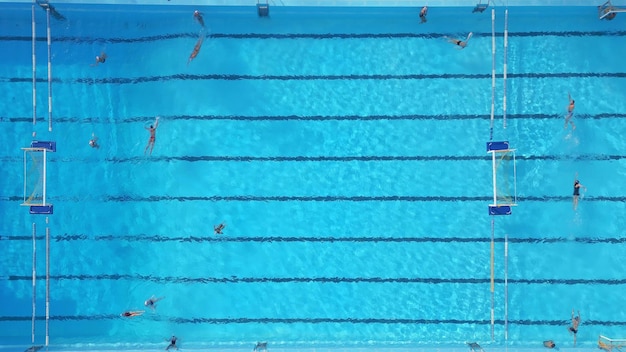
[0,345,607,352]
[2,0,626,6]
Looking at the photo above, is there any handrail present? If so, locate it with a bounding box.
[490,218,495,341]
[504,232,509,341]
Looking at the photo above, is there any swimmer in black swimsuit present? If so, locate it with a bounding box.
[193,10,205,27]
[446,32,473,49]
[419,6,428,23]
[121,310,144,317]
[568,309,581,346]
[214,222,226,235]
[165,336,178,350]
[92,52,107,66]
[543,340,556,349]
[572,175,586,211]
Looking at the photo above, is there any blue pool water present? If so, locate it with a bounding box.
[1,3,626,350]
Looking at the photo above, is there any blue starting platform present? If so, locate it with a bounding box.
[31,140,56,152]
[489,205,512,216]
[486,141,509,152]
[30,205,54,215]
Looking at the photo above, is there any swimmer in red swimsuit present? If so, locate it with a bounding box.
[144,117,160,155]
[121,310,144,317]
[565,92,576,130]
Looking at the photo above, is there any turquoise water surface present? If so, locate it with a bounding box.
[1,3,626,350]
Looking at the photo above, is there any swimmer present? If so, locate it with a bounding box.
[121,310,144,317]
[568,309,581,346]
[187,35,205,65]
[446,32,473,49]
[89,133,99,148]
[254,342,268,351]
[419,6,428,23]
[573,174,586,211]
[565,92,576,130]
[91,52,107,66]
[144,116,159,155]
[193,10,205,27]
[214,222,226,235]
[543,340,556,349]
[144,295,165,310]
[165,336,178,350]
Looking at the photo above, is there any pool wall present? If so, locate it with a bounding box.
[2,0,625,6]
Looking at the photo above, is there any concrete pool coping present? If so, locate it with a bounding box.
[2,0,626,6]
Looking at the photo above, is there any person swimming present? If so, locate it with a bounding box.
[568,309,581,346]
[572,176,586,211]
[188,35,205,65]
[92,52,107,66]
[144,295,165,310]
[144,116,159,155]
[121,310,144,317]
[419,6,428,23]
[565,92,576,130]
[543,340,556,349]
[214,222,226,235]
[166,336,178,350]
[446,32,473,49]
[89,133,99,148]
[193,10,205,27]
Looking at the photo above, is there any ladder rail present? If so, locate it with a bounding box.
[503,9,509,129]
[489,9,496,140]
[504,232,509,341]
[32,4,37,126]
[46,7,52,132]
[32,222,36,344]
[45,226,50,346]
[490,217,495,341]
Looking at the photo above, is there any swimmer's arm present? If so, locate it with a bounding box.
[154,116,160,129]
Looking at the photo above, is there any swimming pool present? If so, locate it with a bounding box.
[1,2,626,351]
